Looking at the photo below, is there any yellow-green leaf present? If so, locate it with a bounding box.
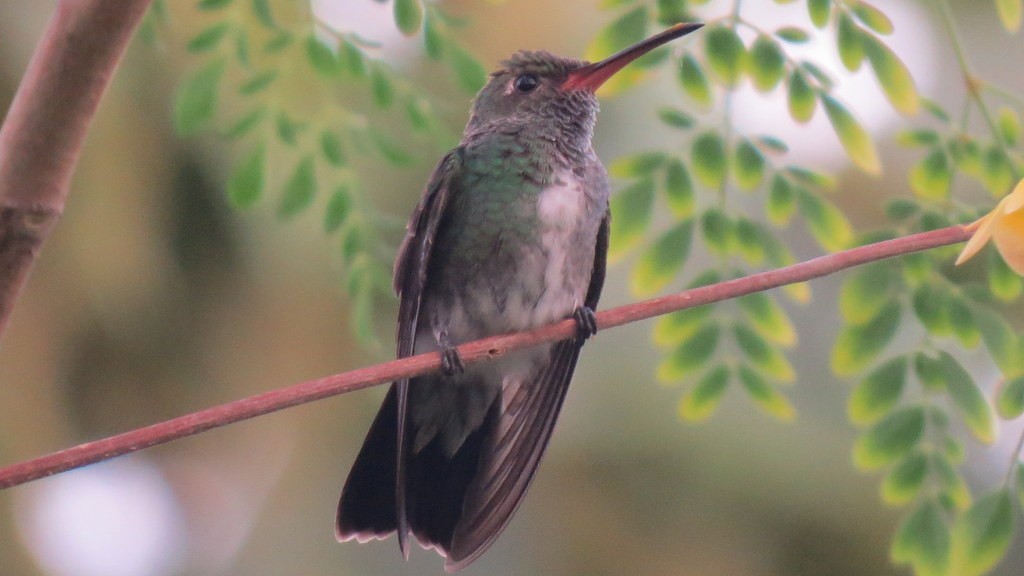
[679,365,730,421]
[840,264,895,325]
[692,132,727,189]
[324,185,351,233]
[852,2,894,34]
[586,6,648,95]
[227,143,265,208]
[749,35,786,92]
[837,12,864,71]
[734,218,766,265]
[973,304,1022,375]
[808,0,832,28]
[449,43,487,93]
[737,365,795,421]
[951,490,1015,576]
[278,155,317,218]
[393,0,423,35]
[909,147,952,200]
[663,159,694,217]
[989,249,1024,301]
[998,107,1020,146]
[892,500,950,576]
[631,221,694,296]
[737,292,796,347]
[788,70,817,123]
[609,178,655,259]
[848,355,907,425]
[822,94,881,174]
[854,405,925,470]
[996,0,1023,32]
[996,375,1024,419]
[767,175,795,226]
[913,284,952,337]
[700,208,733,255]
[610,151,667,179]
[653,304,714,348]
[679,54,713,107]
[863,34,919,115]
[832,300,901,376]
[704,26,747,87]
[175,58,225,135]
[733,138,766,191]
[983,147,1015,195]
[776,27,810,43]
[796,188,853,252]
[734,324,795,383]
[881,451,927,505]
[936,351,997,444]
[657,323,721,382]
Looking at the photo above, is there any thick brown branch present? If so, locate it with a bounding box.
[0,225,973,489]
[0,0,153,337]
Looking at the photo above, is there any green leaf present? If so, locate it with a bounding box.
[767,175,795,226]
[174,58,225,135]
[786,166,837,190]
[423,11,445,59]
[881,451,928,505]
[832,300,901,376]
[788,70,816,123]
[609,178,655,259]
[324,185,351,233]
[734,324,795,383]
[678,54,713,107]
[796,188,853,251]
[663,159,694,217]
[692,132,727,189]
[704,26,747,88]
[448,43,487,91]
[936,351,997,443]
[851,2,894,34]
[187,22,232,53]
[996,375,1024,419]
[252,0,275,28]
[983,147,1015,195]
[737,292,796,347]
[199,0,233,9]
[854,405,925,470]
[227,143,265,208]
[892,501,950,576]
[749,35,786,92]
[275,112,303,146]
[973,304,1021,374]
[371,130,412,164]
[737,365,795,421]
[320,130,346,166]
[656,323,721,382]
[948,296,980,349]
[910,147,952,200]
[700,209,733,256]
[914,351,946,393]
[734,218,766,265]
[807,0,832,28]
[278,155,316,218]
[733,139,766,191]
[756,135,788,154]
[339,40,366,77]
[679,365,730,421]
[896,128,940,147]
[913,284,951,337]
[775,27,810,43]
[393,0,423,35]
[239,70,277,95]
[996,0,1024,32]
[998,107,1020,146]
[821,94,881,174]
[371,66,394,107]
[836,12,864,71]
[658,107,696,129]
[263,31,293,54]
[885,198,919,220]
[631,221,694,296]
[840,264,895,325]
[848,356,907,426]
[989,249,1024,301]
[951,490,1015,576]
[222,107,266,139]
[305,34,338,76]
[653,305,714,348]
[610,151,667,179]
[863,34,919,115]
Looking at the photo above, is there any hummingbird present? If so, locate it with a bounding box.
[336,23,703,572]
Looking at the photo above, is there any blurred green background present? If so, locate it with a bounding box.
[1,1,1023,575]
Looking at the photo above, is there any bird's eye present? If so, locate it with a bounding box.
[513,74,539,93]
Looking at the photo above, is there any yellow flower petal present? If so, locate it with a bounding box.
[956,211,998,266]
[1004,178,1024,213]
[993,207,1024,274]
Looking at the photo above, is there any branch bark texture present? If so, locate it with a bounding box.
[0,0,153,337]
[0,225,972,489]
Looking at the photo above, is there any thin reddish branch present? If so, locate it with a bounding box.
[0,0,153,337]
[0,224,972,489]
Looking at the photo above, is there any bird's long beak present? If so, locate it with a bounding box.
[562,22,704,92]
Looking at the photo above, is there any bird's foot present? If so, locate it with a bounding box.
[572,306,598,340]
[440,346,465,376]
